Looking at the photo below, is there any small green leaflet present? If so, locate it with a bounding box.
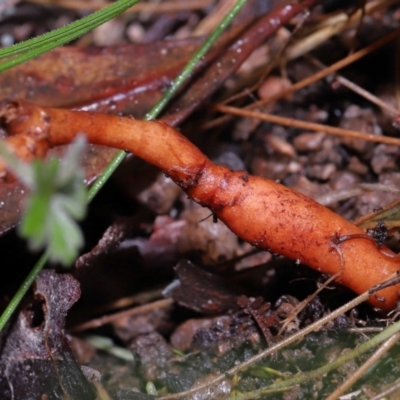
[0,136,88,266]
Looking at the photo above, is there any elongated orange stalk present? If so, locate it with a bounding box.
[1,99,399,310]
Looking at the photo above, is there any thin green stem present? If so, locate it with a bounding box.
[0,0,140,72]
[0,251,48,331]
[0,0,248,332]
[87,151,127,203]
[144,0,248,120]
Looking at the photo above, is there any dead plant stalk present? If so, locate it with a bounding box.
[212,104,400,146]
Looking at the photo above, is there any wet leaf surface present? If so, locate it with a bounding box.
[0,39,203,113]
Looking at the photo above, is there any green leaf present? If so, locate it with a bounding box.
[19,191,48,250]
[0,135,88,266]
[48,204,84,266]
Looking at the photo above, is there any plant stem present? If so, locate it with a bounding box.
[144,0,248,121]
[0,251,48,331]
[0,0,248,332]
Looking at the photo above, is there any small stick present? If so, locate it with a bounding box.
[369,378,400,400]
[211,104,400,146]
[306,55,399,117]
[69,298,174,333]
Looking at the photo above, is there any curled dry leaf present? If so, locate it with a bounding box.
[0,100,399,310]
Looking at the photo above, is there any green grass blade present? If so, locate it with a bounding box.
[0,0,140,72]
[0,251,48,332]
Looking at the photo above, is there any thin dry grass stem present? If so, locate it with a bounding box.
[204,28,400,130]
[332,73,398,116]
[348,327,384,333]
[286,0,399,60]
[278,273,339,336]
[255,28,400,109]
[369,378,400,400]
[212,103,400,146]
[314,0,397,28]
[83,287,167,317]
[377,221,400,230]
[316,183,400,207]
[354,197,400,228]
[307,56,399,117]
[221,13,309,106]
[358,183,400,193]
[193,0,236,36]
[352,0,367,50]
[279,241,348,338]
[69,298,174,333]
[316,187,367,206]
[27,0,213,13]
[326,331,400,400]
[159,285,384,400]
[255,29,400,109]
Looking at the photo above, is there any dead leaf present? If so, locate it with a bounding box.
[0,270,94,399]
[166,260,241,314]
